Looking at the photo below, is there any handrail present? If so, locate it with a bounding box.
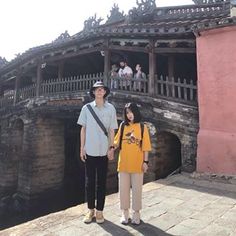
[0,74,197,109]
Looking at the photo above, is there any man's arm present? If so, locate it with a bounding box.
[107,128,115,160]
[80,126,86,162]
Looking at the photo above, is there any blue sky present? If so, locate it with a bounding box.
[0,0,193,61]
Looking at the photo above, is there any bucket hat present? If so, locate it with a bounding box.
[89,81,110,98]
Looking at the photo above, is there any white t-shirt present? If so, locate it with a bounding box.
[118,66,133,78]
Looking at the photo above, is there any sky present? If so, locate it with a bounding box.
[0,0,193,61]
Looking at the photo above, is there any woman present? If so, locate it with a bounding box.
[114,102,152,225]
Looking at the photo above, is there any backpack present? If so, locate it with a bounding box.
[119,122,144,150]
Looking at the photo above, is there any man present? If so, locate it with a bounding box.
[77,81,118,224]
[118,60,133,78]
[118,60,133,90]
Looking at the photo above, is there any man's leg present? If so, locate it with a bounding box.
[85,155,96,210]
[96,155,108,211]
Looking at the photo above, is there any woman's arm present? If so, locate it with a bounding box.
[142,151,149,173]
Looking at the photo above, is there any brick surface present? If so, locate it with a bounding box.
[1,174,235,236]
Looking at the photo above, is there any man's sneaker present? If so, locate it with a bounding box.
[120,209,129,225]
[131,211,141,225]
[83,209,95,223]
[96,210,105,224]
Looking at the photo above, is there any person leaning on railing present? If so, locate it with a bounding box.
[110,64,119,89]
[118,60,133,90]
[133,64,146,92]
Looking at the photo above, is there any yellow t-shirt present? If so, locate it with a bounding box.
[114,122,152,173]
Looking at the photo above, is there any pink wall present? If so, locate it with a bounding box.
[197,26,236,175]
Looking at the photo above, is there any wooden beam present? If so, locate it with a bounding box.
[155,48,196,53]
[43,46,105,63]
[109,45,149,53]
[155,39,195,44]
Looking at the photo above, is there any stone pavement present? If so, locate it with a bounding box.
[0,173,235,236]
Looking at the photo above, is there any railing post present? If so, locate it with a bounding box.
[36,62,42,97]
[103,39,111,88]
[148,39,156,96]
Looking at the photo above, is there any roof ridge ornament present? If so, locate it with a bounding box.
[83,14,103,31]
[106,4,125,24]
[53,30,71,43]
[128,0,156,23]
[0,56,8,69]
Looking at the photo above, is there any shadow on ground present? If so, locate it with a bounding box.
[99,219,173,236]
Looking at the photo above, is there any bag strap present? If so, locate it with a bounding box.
[119,121,125,150]
[86,104,108,137]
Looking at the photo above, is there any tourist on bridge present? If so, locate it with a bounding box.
[114,102,152,225]
[77,81,118,224]
[110,64,119,89]
[118,60,133,90]
[133,64,147,91]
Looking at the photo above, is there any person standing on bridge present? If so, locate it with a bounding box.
[77,81,118,224]
[114,102,152,225]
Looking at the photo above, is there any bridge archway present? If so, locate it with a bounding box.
[155,131,181,179]
[63,118,85,207]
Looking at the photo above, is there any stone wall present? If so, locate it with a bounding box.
[17,116,65,200]
[0,93,198,215]
[0,119,23,198]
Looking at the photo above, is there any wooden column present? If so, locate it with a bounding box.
[148,39,156,95]
[36,63,42,97]
[58,61,64,80]
[0,82,2,96]
[168,55,175,97]
[13,71,20,105]
[104,39,111,87]
[168,55,175,79]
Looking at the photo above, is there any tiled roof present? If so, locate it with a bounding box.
[192,16,236,33]
[0,0,231,74]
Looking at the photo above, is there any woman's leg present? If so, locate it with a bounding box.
[131,173,143,224]
[119,172,131,210]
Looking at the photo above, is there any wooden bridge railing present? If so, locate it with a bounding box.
[155,75,197,103]
[18,84,36,102]
[0,73,197,109]
[41,73,103,95]
[111,77,148,93]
